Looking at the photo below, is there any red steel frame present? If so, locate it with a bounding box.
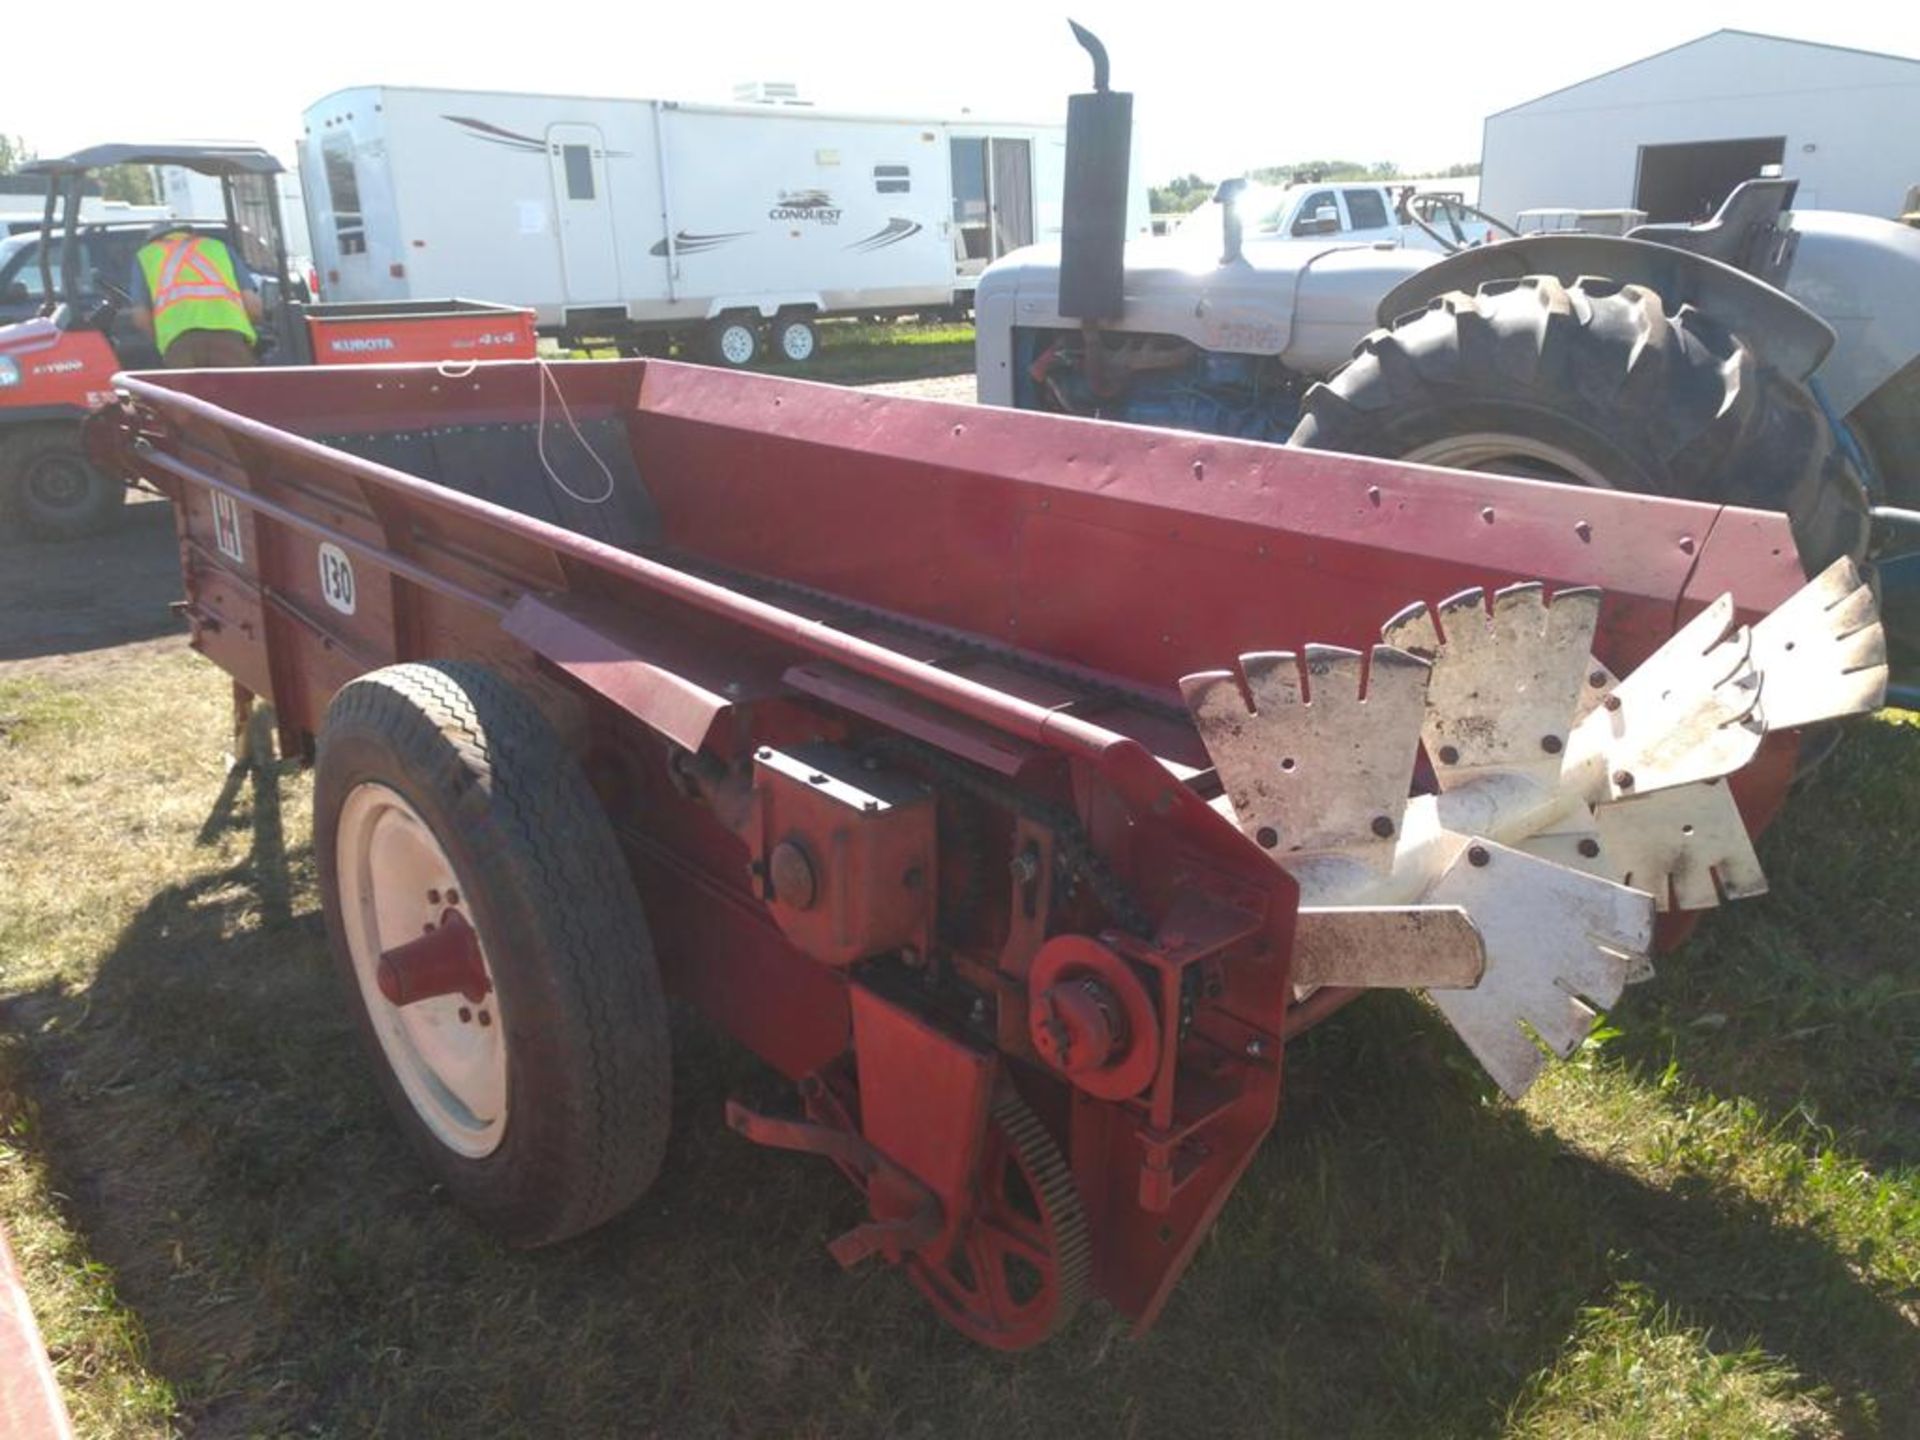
[95,357,1808,1343]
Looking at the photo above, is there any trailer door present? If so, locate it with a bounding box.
[547,123,621,304]
[951,137,1035,279]
[990,139,1033,256]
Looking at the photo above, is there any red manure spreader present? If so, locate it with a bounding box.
[93,357,1884,1348]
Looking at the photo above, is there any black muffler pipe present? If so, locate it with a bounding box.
[1059,20,1132,321]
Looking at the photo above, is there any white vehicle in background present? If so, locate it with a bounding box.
[0,195,172,236]
[299,84,1150,364]
[1171,180,1500,253]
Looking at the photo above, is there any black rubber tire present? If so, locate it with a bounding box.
[703,314,760,368]
[1847,356,1920,669]
[1290,276,1871,572]
[1849,354,1920,509]
[4,426,126,541]
[314,660,671,1247]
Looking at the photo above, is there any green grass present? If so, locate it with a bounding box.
[1,650,1917,1436]
[558,317,976,384]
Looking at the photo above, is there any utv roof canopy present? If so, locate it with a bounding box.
[21,144,284,177]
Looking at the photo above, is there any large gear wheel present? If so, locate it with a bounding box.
[906,1089,1092,1349]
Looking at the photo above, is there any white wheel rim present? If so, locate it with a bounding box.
[719,324,756,365]
[1401,432,1616,489]
[780,321,815,362]
[336,782,507,1158]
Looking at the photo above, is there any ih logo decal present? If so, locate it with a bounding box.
[211,492,245,564]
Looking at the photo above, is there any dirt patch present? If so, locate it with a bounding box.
[0,495,185,675]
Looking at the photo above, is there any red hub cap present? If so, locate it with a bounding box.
[376,909,492,1007]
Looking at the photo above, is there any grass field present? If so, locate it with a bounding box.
[3,648,1904,1436]
[1,589,1917,1432]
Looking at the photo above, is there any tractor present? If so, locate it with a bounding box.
[978,26,1920,704]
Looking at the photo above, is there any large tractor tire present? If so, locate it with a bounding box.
[315,660,672,1247]
[3,426,127,541]
[1290,276,1871,572]
[1849,355,1920,509]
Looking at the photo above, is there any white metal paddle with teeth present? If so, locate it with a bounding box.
[1185,558,1887,1097]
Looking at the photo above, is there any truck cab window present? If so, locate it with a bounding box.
[1343,188,1389,230]
[1292,191,1341,235]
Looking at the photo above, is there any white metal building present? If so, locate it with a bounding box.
[1480,31,1920,224]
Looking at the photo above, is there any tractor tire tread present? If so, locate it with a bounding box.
[1292,275,1870,571]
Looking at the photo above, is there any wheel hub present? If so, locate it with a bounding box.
[1401,432,1616,488]
[25,454,92,509]
[336,782,507,1157]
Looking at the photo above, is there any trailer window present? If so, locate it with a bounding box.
[562,145,595,201]
[321,133,366,256]
[874,164,910,195]
[1344,188,1389,230]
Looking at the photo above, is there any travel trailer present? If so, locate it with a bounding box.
[301,85,1147,363]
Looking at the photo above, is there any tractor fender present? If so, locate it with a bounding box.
[1374,234,1834,384]
[1778,210,1920,414]
[1280,243,1438,376]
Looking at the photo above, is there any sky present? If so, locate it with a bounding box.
[6,1,1920,184]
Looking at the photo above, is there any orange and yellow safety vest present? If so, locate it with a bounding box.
[137,233,256,357]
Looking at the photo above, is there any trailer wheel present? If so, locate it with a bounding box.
[704,315,761,368]
[774,313,818,364]
[1290,276,1871,571]
[315,660,671,1246]
[4,427,126,541]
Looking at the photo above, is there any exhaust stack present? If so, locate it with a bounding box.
[1058,21,1132,321]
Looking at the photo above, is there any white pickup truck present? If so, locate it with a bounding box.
[1174,180,1492,252]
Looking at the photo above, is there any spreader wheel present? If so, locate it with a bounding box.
[906,1090,1092,1349]
[315,661,672,1246]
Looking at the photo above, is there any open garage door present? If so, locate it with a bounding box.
[1635,137,1786,222]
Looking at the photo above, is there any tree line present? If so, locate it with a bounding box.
[0,135,158,205]
[1149,160,1480,214]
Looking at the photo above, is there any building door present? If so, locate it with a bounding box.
[1635,137,1786,223]
[951,137,1035,278]
[547,123,621,303]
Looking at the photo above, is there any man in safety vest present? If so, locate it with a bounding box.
[128,225,264,368]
